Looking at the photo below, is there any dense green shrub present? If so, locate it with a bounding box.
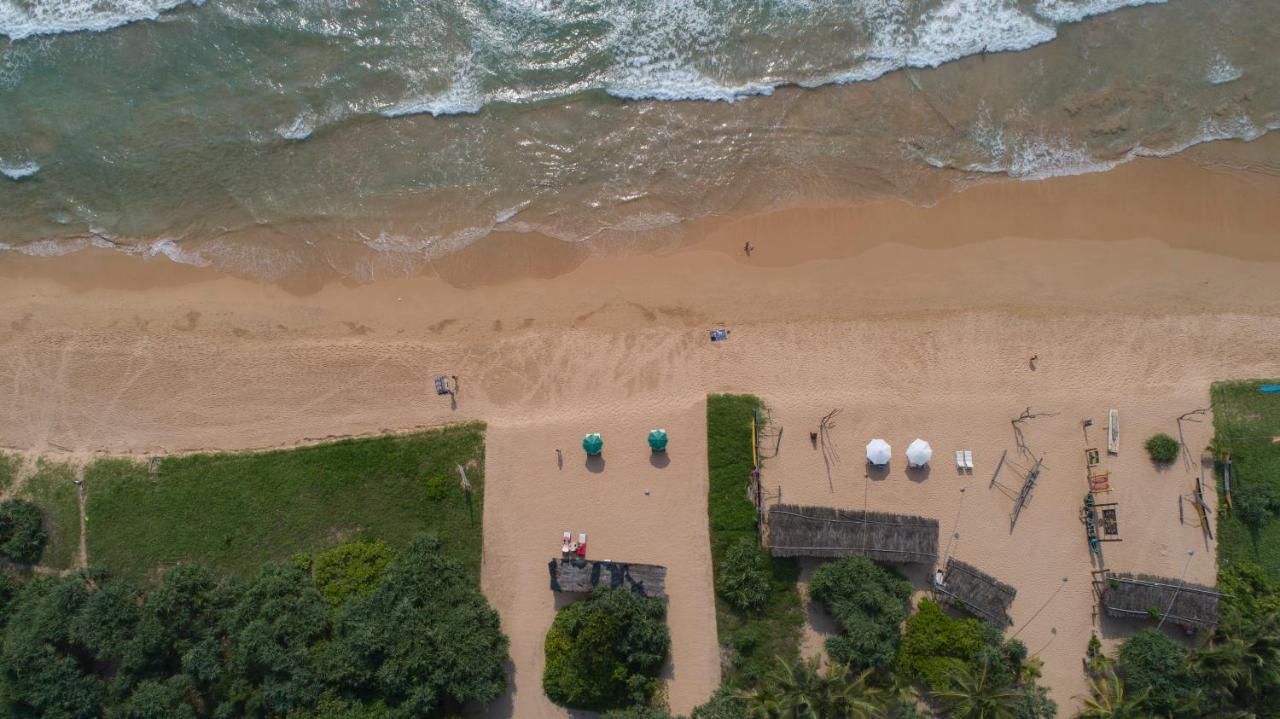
[1233,483,1280,529]
[0,499,47,565]
[1116,629,1194,716]
[1145,433,1180,463]
[691,686,748,719]
[543,587,671,711]
[716,538,771,613]
[895,599,986,691]
[314,540,394,607]
[808,556,912,671]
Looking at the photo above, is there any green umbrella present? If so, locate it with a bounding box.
[583,433,603,456]
[647,429,668,452]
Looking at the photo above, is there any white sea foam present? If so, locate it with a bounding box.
[0,161,39,180]
[147,238,211,267]
[494,201,530,224]
[276,112,315,141]
[1033,0,1165,24]
[0,0,201,41]
[1206,53,1242,85]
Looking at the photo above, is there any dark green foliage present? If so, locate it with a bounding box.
[0,498,46,565]
[602,706,677,719]
[705,396,803,690]
[543,587,671,711]
[690,686,748,719]
[19,459,81,570]
[716,538,770,613]
[1145,433,1180,463]
[743,655,888,718]
[325,536,508,715]
[314,540,394,607]
[220,563,331,717]
[1233,482,1280,530]
[895,599,986,690]
[1212,380,1280,576]
[1116,629,1193,716]
[0,453,17,494]
[0,534,508,718]
[1187,562,1280,716]
[84,423,486,579]
[808,556,912,671]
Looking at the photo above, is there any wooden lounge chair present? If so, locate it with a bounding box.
[561,531,572,554]
[956,451,965,469]
[964,451,974,469]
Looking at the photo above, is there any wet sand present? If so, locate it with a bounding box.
[1,145,1279,713]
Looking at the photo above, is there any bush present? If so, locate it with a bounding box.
[0,499,47,565]
[895,599,986,691]
[691,686,749,719]
[1117,629,1195,716]
[808,556,912,671]
[543,587,671,711]
[716,539,771,613]
[1233,483,1280,530]
[313,540,393,607]
[1145,433,1180,463]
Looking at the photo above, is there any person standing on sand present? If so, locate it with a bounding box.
[556,448,562,467]
[1030,354,1039,370]
[743,241,753,256]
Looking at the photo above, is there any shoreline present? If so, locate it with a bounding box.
[4,132,1280,295]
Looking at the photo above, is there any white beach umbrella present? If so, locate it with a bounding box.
[906,438,933,467]
[866,438,891,466]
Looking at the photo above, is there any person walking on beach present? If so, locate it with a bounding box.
[1029,354,1039,370]
[743,241,753,256]
[556,448,562,467]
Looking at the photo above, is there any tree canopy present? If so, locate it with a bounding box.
[0,498,47,565]
[543,587,671,711]
[0,535,508,719]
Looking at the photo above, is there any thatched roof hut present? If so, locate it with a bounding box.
[935,558,1017,627]
[548,558,667,598]
[1100,572,1222,630]
[766,504,938,564]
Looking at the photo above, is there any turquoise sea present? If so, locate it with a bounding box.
[1,0,1277,281]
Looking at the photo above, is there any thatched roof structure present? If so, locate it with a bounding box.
[766,504,938,564]
[1100,572,1223,630]
[548,558,667,598]
[935,559,1017,627]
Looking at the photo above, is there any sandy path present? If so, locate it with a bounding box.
[1,149,1278,713]
[482,405,719,716]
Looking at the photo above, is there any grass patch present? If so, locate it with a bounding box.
[706,394,802,689]
[85,423,486,581]
[0,453,19,494]
[1212,380,1280,578]
[19,459,81,571]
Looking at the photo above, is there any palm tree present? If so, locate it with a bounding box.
[931,659,1021,719]
[742,655,886,719]
[1075,668,1150,719]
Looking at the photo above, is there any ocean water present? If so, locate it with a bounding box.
[1,0,1277,281]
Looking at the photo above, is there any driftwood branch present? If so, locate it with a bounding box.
[1011,407,1056,458]
[1177,406,1212,471]
[819,409,841,492]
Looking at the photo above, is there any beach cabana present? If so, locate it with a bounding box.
[1099,572,1223,630]
[866,438,891,466]
[548,558,667,598]
[906,438,933,467]
[582,433,603,456]
[766,504,938,564]
[934,558,1017,627]
[648,429,668,452]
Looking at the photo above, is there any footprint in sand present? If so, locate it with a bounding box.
[343,321,373,335]
[9,313,32,331]
[174,311,201,331]
[492,319,504,332]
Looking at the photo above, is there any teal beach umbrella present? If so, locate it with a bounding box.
[583,433,604,456]
[648,429,668,452]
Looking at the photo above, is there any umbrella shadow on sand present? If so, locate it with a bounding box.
[905,464,931,483]
[648,452,670,469]
[585,455,606,473]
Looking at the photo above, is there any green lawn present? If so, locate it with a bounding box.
[84,423,486,581]
[1212,380,1280,578]
[706,394,802,689]
[20,459,82,571]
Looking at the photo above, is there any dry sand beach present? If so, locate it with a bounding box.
[2,142,1280,714]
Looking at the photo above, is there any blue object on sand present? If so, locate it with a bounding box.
[709,329,729,342]
[1261,385,1280,393]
